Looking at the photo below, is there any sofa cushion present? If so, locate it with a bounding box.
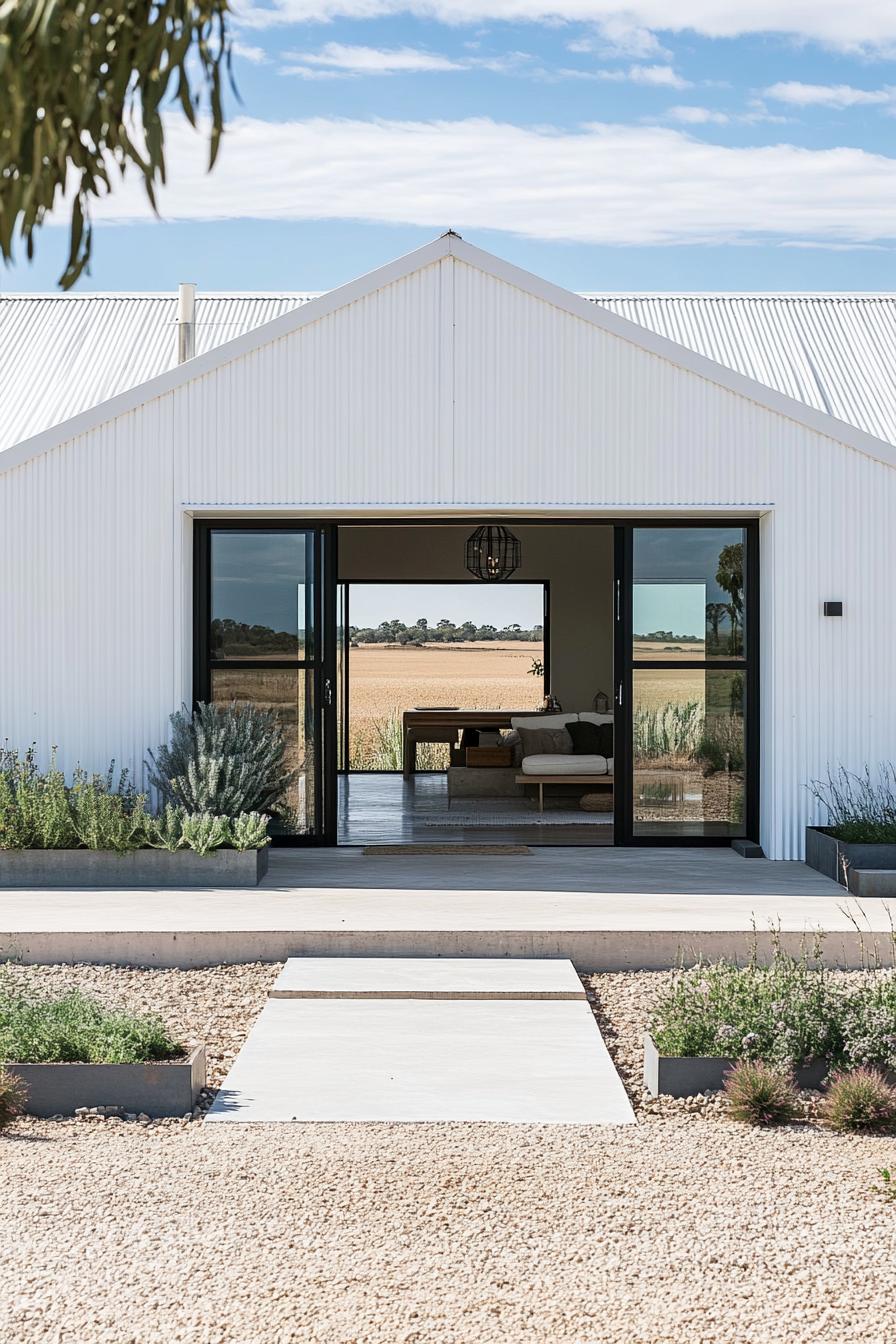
[520,753,610,776]
[578,712,614,726]
[501,729,524,766]
[510,713,577,731]
[517,725,573,759]
[567,719,613,757]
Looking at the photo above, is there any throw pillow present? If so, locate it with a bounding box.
[517,725,573,758]
[567,719,613,757]
[502,730,524,766]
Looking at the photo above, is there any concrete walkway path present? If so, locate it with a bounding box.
[207,957,635,1125]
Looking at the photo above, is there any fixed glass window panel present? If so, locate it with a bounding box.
[632,527,746,661]
[210,530,314,661]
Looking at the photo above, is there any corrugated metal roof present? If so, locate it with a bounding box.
[0,293,318,453]
[2,288,896,453]
[583,294,896,448]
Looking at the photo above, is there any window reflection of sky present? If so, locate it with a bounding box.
[212,532,309,635]
[633,528,743,638]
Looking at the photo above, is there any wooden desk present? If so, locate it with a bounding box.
[402,708,539,777]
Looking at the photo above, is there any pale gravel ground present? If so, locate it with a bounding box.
[2,964,896,1344]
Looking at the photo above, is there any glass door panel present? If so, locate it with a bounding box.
[632,666,746,838]
[210,667,317,837]
[618,524,756,845]
[198,523,335,844]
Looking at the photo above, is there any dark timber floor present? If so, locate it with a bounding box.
[337,773,614,847]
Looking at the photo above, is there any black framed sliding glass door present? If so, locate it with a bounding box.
[614,522,759,845]
[193,521,338,845]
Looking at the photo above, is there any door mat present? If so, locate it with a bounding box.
[362,844,532,855]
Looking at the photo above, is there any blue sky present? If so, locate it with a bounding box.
[6,3,896,293]
[348,582,546,630]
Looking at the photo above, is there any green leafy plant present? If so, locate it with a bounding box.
[874,1167,896,1202]
[0,984,181,1064]
[69,765,149,852]
[0,0,232,288]
[147,702,296,818]
[838,973,896,1074]
[147,803,188,852]
[229,812,270,851]
[809,764,896,845]
[724,1060,799,1126]
[0,1067,27,1130]
[822,1069,896,1134]
[179,811,231,857]
[650,939,839,1067]
[0,747,150,853]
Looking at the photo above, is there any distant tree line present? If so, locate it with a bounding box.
[211,618,298,656]
[350,618,544,646]
[634,630,704,644]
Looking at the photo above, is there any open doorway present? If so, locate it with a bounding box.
[336,523,615,846]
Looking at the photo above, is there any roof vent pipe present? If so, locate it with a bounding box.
[177,282,197,363]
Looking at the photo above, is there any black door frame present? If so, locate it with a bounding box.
[193,515,759,849]
[613,519,760,848]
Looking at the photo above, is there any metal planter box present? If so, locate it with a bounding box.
[7,1044,206,1118]
[805,826,896,894]
[643,1033,827,1098]
[0,847,268,889]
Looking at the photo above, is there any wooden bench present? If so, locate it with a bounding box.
[515,774,614,813]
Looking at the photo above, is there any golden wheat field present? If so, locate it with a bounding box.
[347,641,543,764]
[349,642,543,716]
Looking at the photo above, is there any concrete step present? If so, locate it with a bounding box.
[208,957,634,1125]
[269,955,586,999]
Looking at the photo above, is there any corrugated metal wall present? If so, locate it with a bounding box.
[3,254,895,857]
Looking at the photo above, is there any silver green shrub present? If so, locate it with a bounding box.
[229,811,270,851]
[179,811,231,857]
[147,803,188,852]
[146,702,295,818]
[0,747,149,853]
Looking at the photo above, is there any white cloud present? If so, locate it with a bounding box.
[232,41,269,63]
[83,114,896,250]
[625,63,690,89]
[283,41,465,73]
[780,241,889,251]
[235,0,896,53]
[764,81,896,109]
[279,40,530,76]
[577,16,668,57]
[665,105,729,125]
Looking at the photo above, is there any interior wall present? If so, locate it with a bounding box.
[338,524,614,711]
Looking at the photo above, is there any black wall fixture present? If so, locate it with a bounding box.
[464,524,522,581]
[823,601,843,617]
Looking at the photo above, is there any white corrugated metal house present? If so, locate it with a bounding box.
[2,231,896,859]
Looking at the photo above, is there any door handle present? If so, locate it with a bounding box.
[323,677,333,708]
[616,683,623,707]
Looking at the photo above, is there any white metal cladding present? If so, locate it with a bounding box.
[0,293,318,452]
[5,287,896,455]
[3,247,896,858]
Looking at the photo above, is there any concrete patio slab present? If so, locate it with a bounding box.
[270,955,585,998]
[2,848,893,969]
[206,996,635,1124]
